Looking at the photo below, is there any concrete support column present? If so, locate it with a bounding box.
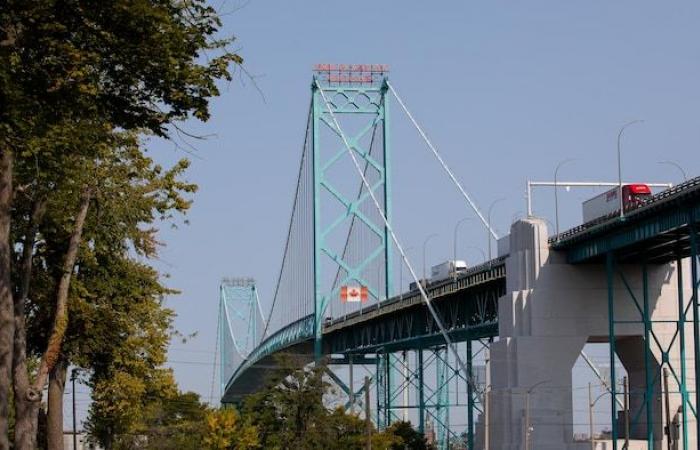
[481,218,693,449]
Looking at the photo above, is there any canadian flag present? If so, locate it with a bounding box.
[341,285,368,303]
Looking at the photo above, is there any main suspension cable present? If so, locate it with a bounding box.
[387,82,498,240]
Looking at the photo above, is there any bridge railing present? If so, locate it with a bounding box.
[224,314,315,392]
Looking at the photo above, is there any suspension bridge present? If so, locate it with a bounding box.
[218,65,700,450]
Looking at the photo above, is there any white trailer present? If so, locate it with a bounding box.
[582,184,651,223]
[430,260,467,283]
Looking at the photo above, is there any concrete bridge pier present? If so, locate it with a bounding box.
[481,217,695,450]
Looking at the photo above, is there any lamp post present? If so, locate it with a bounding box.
[617,120,644,219]
[487,198,505,260]
[588,382,613,450]
[399,247,414,299]
[524,379,550,450]
[464,245,487,264]
[72,369,78,450]
[554,159,576,239]
[422,234,438,284]
[453,218,472,280]
[657,160,687,182]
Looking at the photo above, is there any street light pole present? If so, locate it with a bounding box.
[399,247,414,299]
[453,218,472,280]
[588,384,612,450]
[554,159,575,239]
[464,245,487,264]
[72,370,77,450]
[657,160,687,182]
[589,383,595,450]
[524,379,549,450]
[422,234,438,284]
[487,199,505,260]
[617,120,644,219]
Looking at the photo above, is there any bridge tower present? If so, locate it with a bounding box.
[218,277,264,397]
[310,64,393,357]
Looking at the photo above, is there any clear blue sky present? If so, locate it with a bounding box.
[146,0,700,414]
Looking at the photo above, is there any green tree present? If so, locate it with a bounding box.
[1,0,240,447]
[386,421,432,450]
[44,134,195,449]
[203,408,259,450]
[241,356,330,449]
[237,356,418,450]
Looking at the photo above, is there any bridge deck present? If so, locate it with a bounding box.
[223,258,506,402]
[552,176,700,263]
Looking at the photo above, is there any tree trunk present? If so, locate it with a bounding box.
[32,186,91,398]
[15,186,89,450]
[0,148,14,450]
[104,428,113,450]
[12,392,37,450]
[13,199,46,450]
[47,359,67,450]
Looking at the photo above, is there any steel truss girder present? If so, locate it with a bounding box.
[605,229,700,450]
[373,339,490,450]
[558,187,700,264]
[324,282,502,354]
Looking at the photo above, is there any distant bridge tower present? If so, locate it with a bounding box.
[219,277,264,396]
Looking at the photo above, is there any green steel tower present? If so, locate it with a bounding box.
[310,64,393,358]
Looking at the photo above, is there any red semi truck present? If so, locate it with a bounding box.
[582,184,652,223]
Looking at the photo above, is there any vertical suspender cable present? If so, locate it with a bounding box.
[315,80,473,383]
[254,288,266,334]
[260,105,313,342]
[386,82,499,240]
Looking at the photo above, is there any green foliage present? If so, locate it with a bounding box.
[240,355,330,448]
[386,421,432,450]
[203,408,259,450]
[233,355,419,450]
[81,357,427,450]
[1,0,241,141]
[98,390,212,450]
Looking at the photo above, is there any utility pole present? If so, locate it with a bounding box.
[72,370,77,450]
[664,368,671,450]
[623,376,630,449]
[365,376,372,450]
[524,391,531,450]
[484,345,491,450]
[589,383,595,450]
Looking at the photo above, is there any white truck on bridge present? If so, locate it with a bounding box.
[430,260,467,283]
